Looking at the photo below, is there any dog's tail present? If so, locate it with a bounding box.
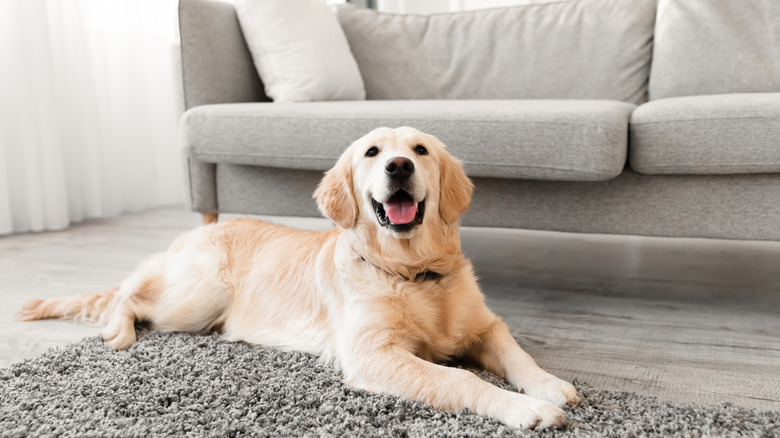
[16,286,119,326]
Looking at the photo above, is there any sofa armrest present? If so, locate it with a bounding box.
[179,0,269,216]
[178,0,269,109]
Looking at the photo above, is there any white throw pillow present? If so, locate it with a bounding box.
[235,0,365,102]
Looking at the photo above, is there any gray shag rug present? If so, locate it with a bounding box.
[1,329,778,437]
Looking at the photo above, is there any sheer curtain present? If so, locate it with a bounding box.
[0,0,183,235]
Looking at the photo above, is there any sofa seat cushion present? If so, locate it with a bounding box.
[182,99,635,181]
[629,93,780,175]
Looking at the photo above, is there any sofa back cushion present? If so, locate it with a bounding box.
[649,0,780,100]
[336,0,656,104]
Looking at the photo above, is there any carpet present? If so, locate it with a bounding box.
[1,329,778,437]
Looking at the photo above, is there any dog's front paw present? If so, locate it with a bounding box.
[522,373,581,407]
[501,394,566,429]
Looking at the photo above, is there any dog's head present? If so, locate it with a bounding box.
[315,127,473,239]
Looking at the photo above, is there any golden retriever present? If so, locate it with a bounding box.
[17,127,579,429]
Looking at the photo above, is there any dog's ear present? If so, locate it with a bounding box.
[438,148,473,224]
[314,152,358,229]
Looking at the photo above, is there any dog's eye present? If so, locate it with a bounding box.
[365,146,379,157]
[414,145,428,155]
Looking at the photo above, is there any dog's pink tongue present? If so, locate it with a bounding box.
[385,199,417,224]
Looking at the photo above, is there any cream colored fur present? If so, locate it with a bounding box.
[17,127,580,429]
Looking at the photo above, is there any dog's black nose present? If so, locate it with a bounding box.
[385,157,414,180]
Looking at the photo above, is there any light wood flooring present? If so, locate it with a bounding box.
[1,206,778,412]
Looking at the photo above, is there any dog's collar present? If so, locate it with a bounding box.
[360,257,443,283]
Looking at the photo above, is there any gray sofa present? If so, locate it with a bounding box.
[178,0,780,241]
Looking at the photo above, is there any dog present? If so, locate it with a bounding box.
[17,127,580,429]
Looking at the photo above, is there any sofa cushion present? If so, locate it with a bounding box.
[182,100,635,181]
[234,0,365,102]
[649,0,780,100]
[629,93,780,175]
[335,1,655,105]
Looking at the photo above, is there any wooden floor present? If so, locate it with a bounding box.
[1,206,778,412]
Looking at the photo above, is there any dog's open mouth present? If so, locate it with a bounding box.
[372,190,425,233]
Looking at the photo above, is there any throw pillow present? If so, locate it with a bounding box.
[235,0,365,102]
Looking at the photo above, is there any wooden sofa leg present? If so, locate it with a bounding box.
[202,213,219,225]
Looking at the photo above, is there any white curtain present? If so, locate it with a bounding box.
[0,0,183,235]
